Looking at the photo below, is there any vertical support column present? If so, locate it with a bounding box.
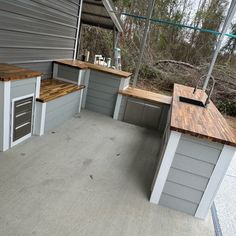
[35,76,41,98]
[81,69,90,109]
[195,145,236,219]
[2,81,11,151]
[150,131,181,204]
[33,102,46,136]
[53,63,58,78]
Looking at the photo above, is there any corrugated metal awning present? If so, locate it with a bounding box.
[82,0,123,32]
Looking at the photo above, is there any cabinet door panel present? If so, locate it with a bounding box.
[141,104,161,129]
[124,100,144,126]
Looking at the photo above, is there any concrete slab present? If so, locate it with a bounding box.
[215,154,236,236]
[0,110,215,236]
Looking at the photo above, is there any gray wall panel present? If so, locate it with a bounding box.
[45,91,80,132]
[57,64,80,82]
[11,78,37,99]
[85,70,121,116]
[159,134,223,216]
[159,193,198,215]
[0,0,81,77]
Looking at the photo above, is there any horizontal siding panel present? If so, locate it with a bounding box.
[0,49,73,62]
[46,91,80,114]
[86,95,115,110]
[176,138,221,164]
[89,76,121,88]
[168,167,209,191]
[57,65,80,82]
[88,81,119,94]
[181,134,223,150]
[6,0,77,24]
[172,153,215,178]
[163,181,203,204]
[85,102,114,116]
[0,0,79,73]
[11,78,36,99]
[0,31,75,48]
[88,89,117,102]
[159,193,198,215]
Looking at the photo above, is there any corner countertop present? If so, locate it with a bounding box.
[0,63,42,81]
[36,79,85,103]
[171,83,236,147]
[119,87,172,105]
[54,60,132,78]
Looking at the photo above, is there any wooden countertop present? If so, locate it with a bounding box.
[0,63,42,81]
[119,87,172,105]
[171,84,236,147]
[54,60,132,78]
[37,79,85,103]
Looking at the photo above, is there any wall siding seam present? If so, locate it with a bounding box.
[86,101,114,111]
[175,152,217,165]
[181,136,223,150]
[170,167,209,180]
[89,80,120,89]
[161,193,199,206]
[166,179,205,193]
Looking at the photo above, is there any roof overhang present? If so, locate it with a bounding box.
[81,0,123,32]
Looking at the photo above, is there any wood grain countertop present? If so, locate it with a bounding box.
[171,84,236,147]
[54,60,132,78]
[36,79,85,103]
[119,87,172,105]
[0,63,42,81]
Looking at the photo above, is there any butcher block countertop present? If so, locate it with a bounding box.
[0,63,42,81]
[119,87,172,105]
[54,60,132,78]
[171,84,236,147]
[37,79,85,103]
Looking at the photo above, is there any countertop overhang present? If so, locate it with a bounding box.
[119,87,172,105]
[171,84,236,147]
[0,63,42,81]
[54,60,132,78]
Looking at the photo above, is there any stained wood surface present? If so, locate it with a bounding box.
[171,84,236,147]
[0,63,42,81]
[119,87,172,105]
[54,60,132,78]
[37,79,85,103]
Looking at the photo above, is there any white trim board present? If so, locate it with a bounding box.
[150,130,181,204]
[195,144,236,219]
[35,76,41,98]
[113,94,122,120]
[11,93,35,148]
[2,81,11,151]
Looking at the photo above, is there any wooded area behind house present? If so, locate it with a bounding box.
[80,0,236,117]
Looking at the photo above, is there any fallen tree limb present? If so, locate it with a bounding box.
[155,60,199,70]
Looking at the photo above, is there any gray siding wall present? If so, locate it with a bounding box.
[159,134,223,215]
[85,70,121,116]
[0,0,81,78]
[11,78,37,99]
[44,91,81,132]
[57,64,80,83]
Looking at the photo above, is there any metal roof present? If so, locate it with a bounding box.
[81,0,123,32]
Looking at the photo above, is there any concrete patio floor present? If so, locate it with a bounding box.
[0,110,215,236]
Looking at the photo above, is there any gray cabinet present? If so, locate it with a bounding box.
[123,98,162,129]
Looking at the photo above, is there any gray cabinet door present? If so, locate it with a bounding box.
[124,98,162,129]
[141,103,161,129]
[124,100,144,126]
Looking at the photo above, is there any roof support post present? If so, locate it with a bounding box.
[203,0,236,90]
[113,26,120,64]
[132,0,156,87]
[74,0,84,60]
